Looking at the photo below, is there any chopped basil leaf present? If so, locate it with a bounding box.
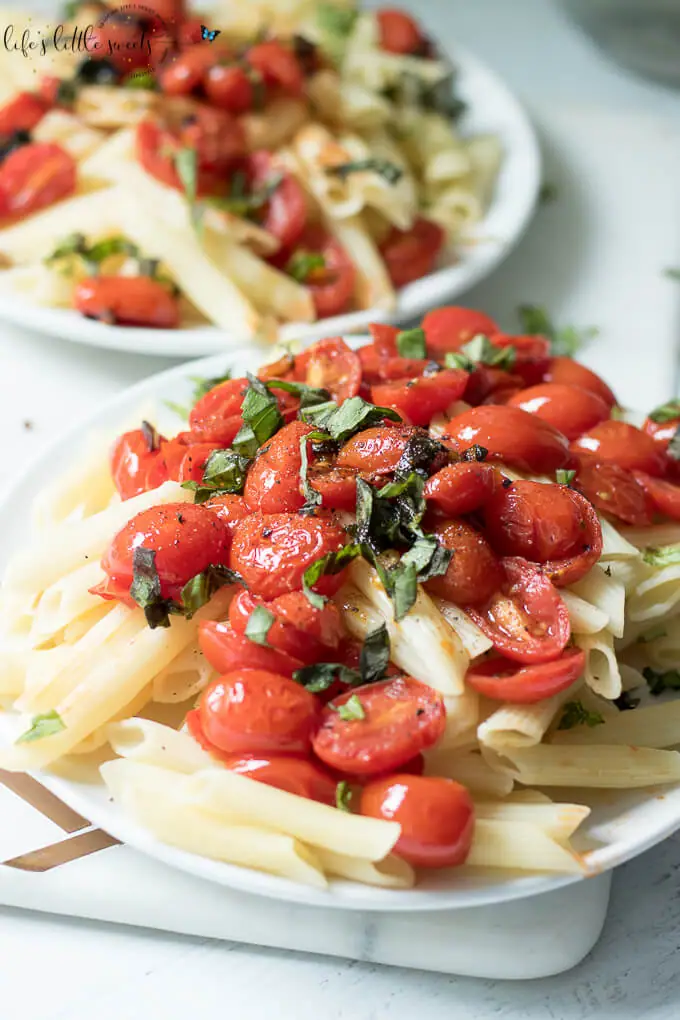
[332,693,366,721]
[130,547,180,629]
[644,666,680,696]
[648,399,680,424]
[359,623,390,685]
[444,351,475,372]
[294,662,361,693]
[664,267,680,281]
[299,434,322,511]
[140,420,161,452]
[203,173,283,220]
[517,304,599,358]
[327,159,403,186]
[232,373,284,455]
[463,334,516,370]
[383,71,465,120]
[396,327,426,359]
[302,543,363,609]
[266,378,330,409]
[123,71,157,90]
[182,448,250,503]
[668,426,680,462]
[245,604,276,646]
[613,691,641,712]
[181,564,242,616]
[356,475,424,551]
[336,779,353,812]
[558,701,605,730]
[16,709,66,744]
[461,444,488,462]
[639,623,667,643]
[190,371,232,405]
[371,535,451,622]
[556,468,576,485]
[389,561,418,622]
[287,250,326,283]
[173,148,199,230]
[642,544,680,567]
[539,181,559,204]
[301,396,401,443]
[45,233,139,275]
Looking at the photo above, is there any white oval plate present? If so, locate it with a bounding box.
[0,42,540,359]
[2,346,680,911]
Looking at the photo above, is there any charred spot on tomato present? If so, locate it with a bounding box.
[461,445,489,462]
[502,477,513,488]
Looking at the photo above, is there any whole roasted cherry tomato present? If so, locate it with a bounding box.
[198,620,303,677]
[360,775,474,868]
[421,306,499,356]
[244,420,314,514]
[248,150,307,249]
[188,376,248,443]
[544,357,616,408]
[573,459,653,526]
[0,92,47,135]
[272,590,345,650]
[424,462,505,517]
[571,420,667,477]
[294,336,361,402]
[203,494,250,534]
[204,63,254,113]
[465,556,571,664]
[102,503,230,599]
[423,519,504,606]
[465,647,585,703]
[370,369,467,426]
[306,464,359,511]
[442,405,573,474]
[230,511,348,600]
[110,427,168,500]
[246,40,304,95]
[228,588,343,665]
[158,42,221,95]
[506,383,610,440]
[73,276,180,328]
[642,403,680,450]
[358,347,431,384]
[312,676,445,776]
[632,471,680,521]
[0,142,75,219]
[199,669,320,755]
[483,479,602,586]
[376,8,427,54]
[160,438,220,483]
[379,217,444,288]
[336,426,420,475]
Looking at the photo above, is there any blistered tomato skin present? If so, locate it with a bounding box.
[336,426,418,474]
[574,459,654,526]
[424,520,504,606]
[571,420,668,477]
[506,383,610,441]
[202,494,250,535]
[110,428,168,500]
[443,405,573,475]
[370,370,468,426]
[544,357,617,408]
[188,378,248,443]
[424,462,505,517]
[465,648,585,703]
[198,621,303,677]
[421,306,499,356]
[244,421,314,514]
[632,471,680,521]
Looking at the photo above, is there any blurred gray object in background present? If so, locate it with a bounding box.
[561,0,680,87]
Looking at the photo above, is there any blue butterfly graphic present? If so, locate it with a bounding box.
[201,25,221,42]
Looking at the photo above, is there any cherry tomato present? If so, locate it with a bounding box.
[185,710,337,803]
[632,471,680,521]
[272,590,345,650]
[198,620,303,677]
[424,462,505,517]
[336,426,420,475]
[246,40,304,95]
[110,427,168,500]
[295,336,361,403]
[370,369,467,427]
[506,383,610,441]
[136,108,245,192]
[288,227,356,319]
[0,142,75,220]
[369,322,399,356]
[202,494,250,534]
[102,503,230,600]
[573,459,653,526]
[243,421,313,514]
[644,415,680,450]
[360,775,474,868]
[544,357,616,408]
[228,588,342,665]
[465,647,585,703]
[0,92,46,135]
[158,42,220,95]
[230,511,348,600]
[376,8,427,54]
[421,306,499,356]
[204,63,254,113]
[248,150,307,248]
[483,479,603,586]
[312,676,445,776]
[73,276,179,328]
[465,556,571,664]
[571,420,667,477]
[307,464,359,511]
[161,437,219,483]
[178,17,204,47]
[379,218,444,289]
[188,376,248,442]
[199,669,319,755]
[443,405,573,474]
[88,10,171,74]
[423,519,504,606]
[358,347,430,383]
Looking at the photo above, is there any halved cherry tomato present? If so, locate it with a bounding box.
[466,647,585,703]
[421,306,499,356]
[442,405,573,474]
[159,42,222,95]
[424,462,505,517]
[506,383,610,440]
[312,676,445,776]
[544,356,616,408]
[370,369,467,426]
[198,620,303,677]
[423,519,504,606]
[336,426,419,474]
[359,348,431,383]
[573,459,653,526]
[632,471,680,521]
[161,437,219,483]
[466,556,571,664]
[244,420,313,514]
[188,376,248,442]
[248,150,307,248]
[644,415,680,450]
[307,464,359,511]
[204,63,254,113]
[203,494,250,534]
[483,479,602,586]
[376,8,427,54]
[110,427,168,500]
[246,40,304,95]
[73,276,180,328]
[199,669,320,754]
[229,511,348,600]
[360,775,474,868]
[0,142,76,219]
[0,92,47,135]
[102,503,230,600]
[287,227,356,319]
[379,217,444,288]
[295,336,361,403]
[571,420,667,477]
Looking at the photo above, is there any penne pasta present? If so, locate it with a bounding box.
[107,718,216,773]
[551,699,680,749]
[477,682,581,752]
[473,801,590,841]
[464,820,585,873]
[485,743,680,788]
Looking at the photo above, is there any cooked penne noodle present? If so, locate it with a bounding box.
[152,645,217,704]
[575,629,622,699]
[551,699,680,749]
[473,801,591,841]
[561,591,609,635]
[33,110,106,161]
[485,743,680,787]
[0,189,121,262]
[477,683,581,752]
[432,598,494,658]
[628,564,680,623]
[315,849,415,888]
[423,750,514,798]
[323,211,396,310]
[464,819,585,873]
[569,566,626,638]
[31,432,117,529]
[107,718,216,773]
[621,524,680,550]
[29,561,106,645]
[600,518,642,560]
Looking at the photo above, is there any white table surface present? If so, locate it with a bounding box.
[2,1,680,1016]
